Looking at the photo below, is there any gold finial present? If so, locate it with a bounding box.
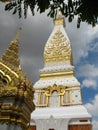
[54,9,65,26]
[13,27,22,42]
[57,9,62,19]
[19,65,22,71]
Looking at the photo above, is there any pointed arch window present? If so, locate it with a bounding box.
[50,90,58,107]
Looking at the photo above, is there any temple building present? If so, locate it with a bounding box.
[31,11,92,130]
[0,29,35,130]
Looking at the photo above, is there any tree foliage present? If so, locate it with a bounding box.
[2,0,98,27]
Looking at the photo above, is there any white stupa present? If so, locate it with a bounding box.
[31,10,92,130]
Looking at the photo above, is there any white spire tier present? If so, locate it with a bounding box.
[34,10,78,89]
[34,77,80,89]
[33,10,82,107]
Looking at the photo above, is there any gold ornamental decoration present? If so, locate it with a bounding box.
[45,84,65,96]
[44,29,71,64]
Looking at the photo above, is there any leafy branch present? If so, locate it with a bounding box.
[1,0,98,27]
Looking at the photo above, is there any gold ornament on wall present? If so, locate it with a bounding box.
[44,29,71,64]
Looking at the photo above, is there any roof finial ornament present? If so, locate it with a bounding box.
[54,9,65,26]
[57,9,62,19]
[13,27,22,42]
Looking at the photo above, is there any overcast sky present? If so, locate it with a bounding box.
[0,2,98,130]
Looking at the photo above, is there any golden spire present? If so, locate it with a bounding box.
[13,27,22,42]
[54,9,65,26]
[57,9,62,19]
[1,28,21,68]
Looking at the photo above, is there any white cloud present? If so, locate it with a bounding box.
[93,120,98,130]
[66,17,98,64]
[82,79,97,89]
[85,95,98,130]
[85,94,98,117]
[89,41,98,52]
[77,64,98,78]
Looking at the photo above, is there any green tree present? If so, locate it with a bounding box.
[1,0,98,27]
